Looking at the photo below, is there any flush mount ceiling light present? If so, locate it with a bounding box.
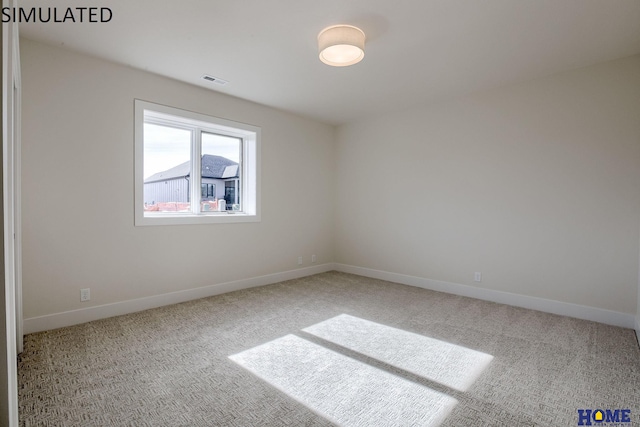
[318,25,365,67]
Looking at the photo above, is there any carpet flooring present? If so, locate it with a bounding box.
[18,272,640,426]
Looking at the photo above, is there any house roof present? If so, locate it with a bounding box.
[144,155,239,183]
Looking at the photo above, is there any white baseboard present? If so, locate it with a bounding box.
[334,264,636,329]
[23,263,336,334]
[24,262,636,334]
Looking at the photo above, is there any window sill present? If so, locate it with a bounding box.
[135,211,260,226]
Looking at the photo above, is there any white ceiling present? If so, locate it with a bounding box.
[19,0,640,125]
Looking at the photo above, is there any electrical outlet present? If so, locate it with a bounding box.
[80,288,91,302]
[311,254,317,263]
[474,272,482,283]
[297,256,303,265]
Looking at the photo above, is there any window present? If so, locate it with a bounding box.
[135,100,260,225]
[201,183,216,199]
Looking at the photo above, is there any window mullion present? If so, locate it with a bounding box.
[238,138,244,209]
[191,128,202,214]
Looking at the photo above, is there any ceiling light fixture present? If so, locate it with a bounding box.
[317,25,365,67]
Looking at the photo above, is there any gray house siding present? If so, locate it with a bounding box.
[143,155,240,206]
[144,177,233,204]
[144,178,188,204]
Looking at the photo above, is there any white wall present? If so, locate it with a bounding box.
[17,37,640,331]
[336,55,640,316]
[20,39,335,320]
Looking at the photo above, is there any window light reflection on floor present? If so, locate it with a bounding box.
[229,334,458,427]
[229,314,493,426]
[303,314,494,392]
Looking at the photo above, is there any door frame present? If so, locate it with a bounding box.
[2,0,21,423]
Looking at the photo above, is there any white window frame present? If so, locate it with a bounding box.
[135,100,260,226]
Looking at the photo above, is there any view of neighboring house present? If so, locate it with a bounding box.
[144,154,240,208]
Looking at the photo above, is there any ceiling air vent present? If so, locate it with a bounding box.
[201,75,228,86]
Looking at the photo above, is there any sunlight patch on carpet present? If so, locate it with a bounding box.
[229,334,457,427]
[303,314,493,392]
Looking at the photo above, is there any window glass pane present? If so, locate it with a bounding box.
[201,132,241,211]
[143,123,191,213]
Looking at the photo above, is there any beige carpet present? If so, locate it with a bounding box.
[18,272,640,426]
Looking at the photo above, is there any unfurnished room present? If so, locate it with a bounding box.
[0,1,639,426]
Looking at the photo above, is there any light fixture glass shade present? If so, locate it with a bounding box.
[318,25,365,67]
